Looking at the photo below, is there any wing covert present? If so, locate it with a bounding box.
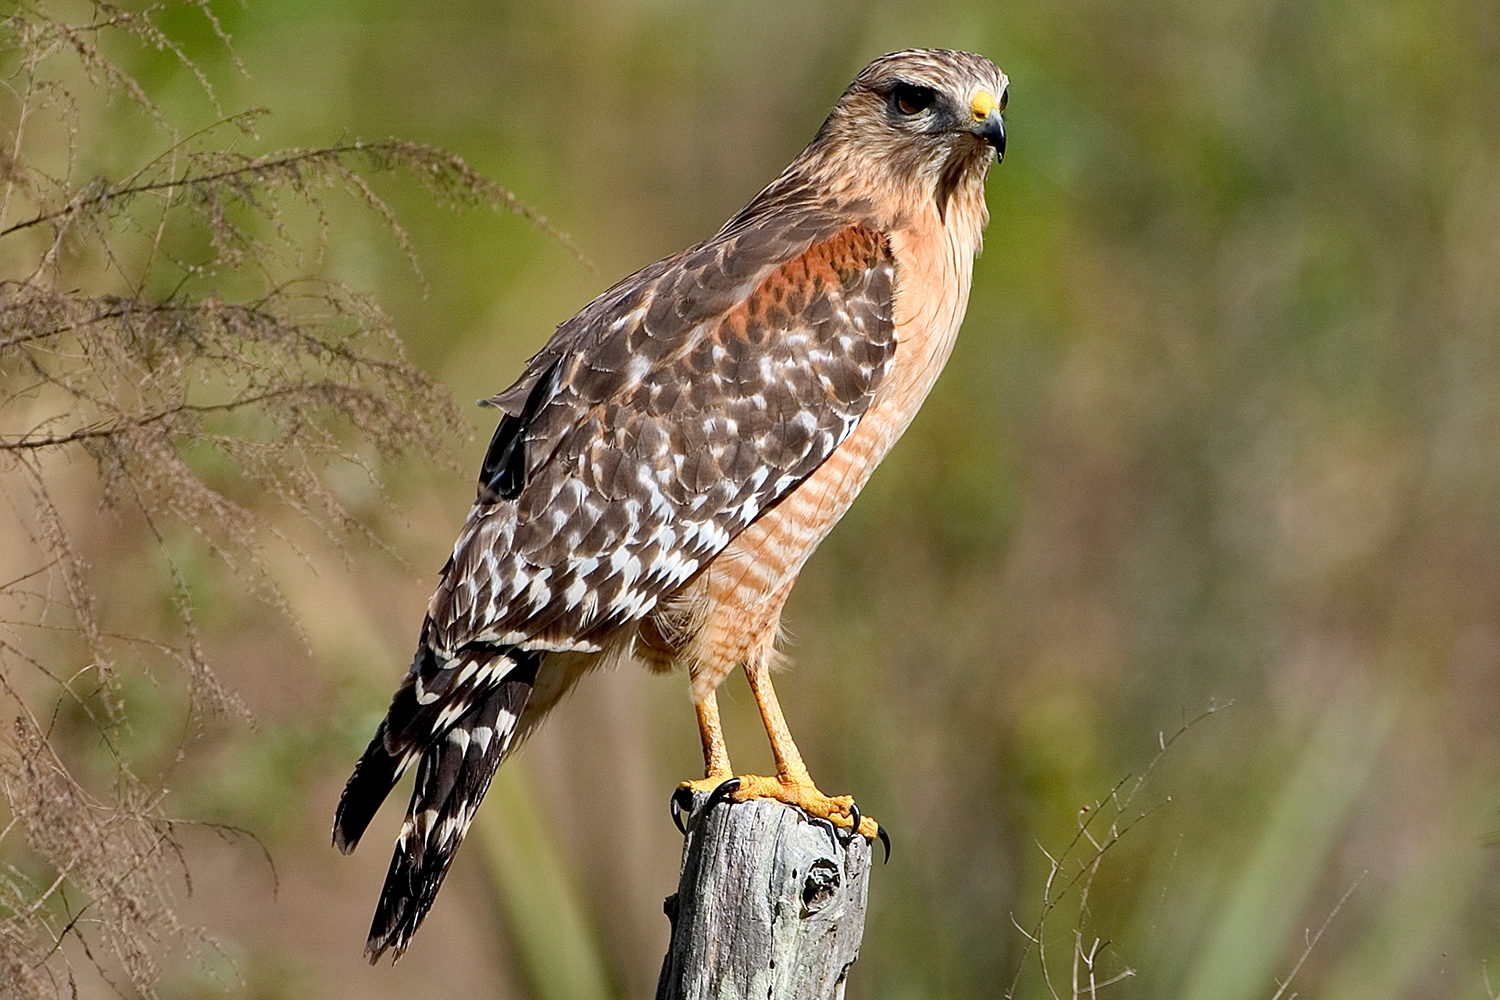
[431,224,897,654]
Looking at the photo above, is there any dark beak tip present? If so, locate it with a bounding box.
[980,114,1006,160]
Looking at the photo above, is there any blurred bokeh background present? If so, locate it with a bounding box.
[4,0,1500,997]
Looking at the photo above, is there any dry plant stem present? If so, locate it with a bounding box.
[1267,871,1367,1000]
[0,2,585,996]
[1,139,592,272]
[1006,700,1230,1000]
[657,792,871,1000]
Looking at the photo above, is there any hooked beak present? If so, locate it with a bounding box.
[970,90,1007,161]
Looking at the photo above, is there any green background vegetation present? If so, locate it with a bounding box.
[4,0,1499,997]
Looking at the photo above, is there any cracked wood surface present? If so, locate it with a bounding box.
[656,792,872,1000]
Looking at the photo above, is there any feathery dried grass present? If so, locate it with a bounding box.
[0,1,565,995]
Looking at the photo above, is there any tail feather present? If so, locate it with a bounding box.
[361,650,539,962]
[332,719,409,855]
[332,637,521,855]
[332,643,435,856]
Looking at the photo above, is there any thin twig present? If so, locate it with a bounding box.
[1268,871,1367,1000]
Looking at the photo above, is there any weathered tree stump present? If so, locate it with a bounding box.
[656,791,872,1000]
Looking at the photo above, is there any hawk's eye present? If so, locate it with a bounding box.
[891,83,936,117]
[997,87,1008,113]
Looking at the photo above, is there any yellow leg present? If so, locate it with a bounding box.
[742,654,811,782]
[679,658,881,844]
[695,692,732,781]
[673,690,736,835]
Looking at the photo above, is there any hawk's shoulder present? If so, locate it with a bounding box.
[439,214,898,653]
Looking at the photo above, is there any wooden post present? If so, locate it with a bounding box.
[655,791,873,1000]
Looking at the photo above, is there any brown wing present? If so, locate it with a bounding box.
[426,221,897,656]
[336,218,897,961]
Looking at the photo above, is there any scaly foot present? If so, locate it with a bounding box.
[673,774,889,860]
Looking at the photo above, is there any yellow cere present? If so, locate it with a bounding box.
[971,90,999,121]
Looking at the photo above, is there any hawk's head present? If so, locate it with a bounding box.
[822,51,1005,163]
[806,49,1007,224]
[851,50,1006,157]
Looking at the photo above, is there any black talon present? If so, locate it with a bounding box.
[846,802,861,844]
[670,787,694,835]
[876,823,891,863]
[705,777,741,815]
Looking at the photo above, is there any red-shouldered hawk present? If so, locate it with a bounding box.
[334,48,1007,961]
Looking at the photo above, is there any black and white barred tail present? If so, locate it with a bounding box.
[333,644,540,962]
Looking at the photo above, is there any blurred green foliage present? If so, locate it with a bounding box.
[5,0,1499,997]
